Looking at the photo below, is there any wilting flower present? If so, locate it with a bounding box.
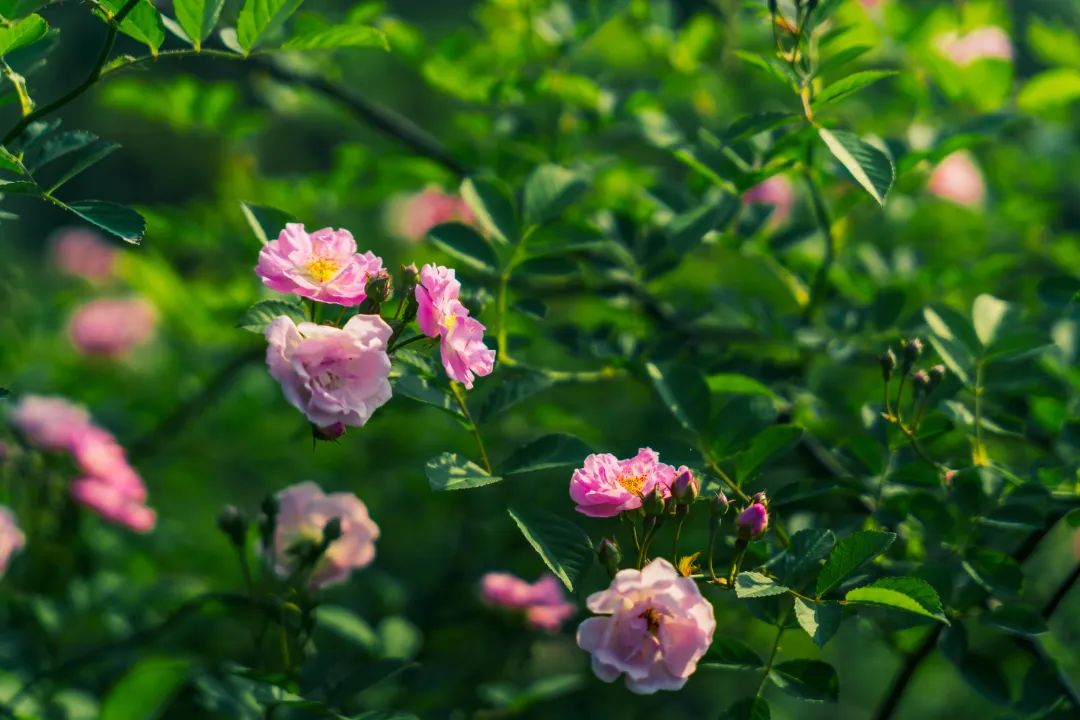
[414,264,495,390]
[52,227,117,281]
[0,507,25,577]
[570,448,677,518]
[736,502,769,539]
[743,175,795,226]
[577,558,716,694]
[935,27,1013,66]
[481,572,576,632]
[69,297,157,358]
[265,314,393,431]
[256,224,385,306]
[385,188,475,242]
[928,152,986,207]
[8,395,91,450]
[273,481,379,588]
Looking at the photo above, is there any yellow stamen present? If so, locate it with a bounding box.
[306,257,340,283]
[443,312,458,331]
[617,474,646,496]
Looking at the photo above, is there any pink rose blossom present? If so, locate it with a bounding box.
[928,152,986,207]
[737,502,769,538]
[570,448,676,518]
[414,264,495,390]
[71,478,156,533]
[481,572,576,632]
[0,506,25,577]
[386,188,475,242]
[52,227,116,281]
[273,481,379,588]
[935,27,1013,66]
[265,314,393,430]
[68,425,154,533]
[9,395,91,450]
[256,223,385,306]
[744,175,795,225]
[69,297,157,358]
[577,558,716,694]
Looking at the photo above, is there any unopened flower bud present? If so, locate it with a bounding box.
[710,490,730,515]
[364,270,393,305]
[314,422,346,441]
[672,468,699,504]
[880,349,897,381]
[598,537,621,575]
[259,494,280,550]
[400,263,419,288]
[643,486,666,516]
[928,364,946,388]
[751,491,768,506]
[736,502,769,540]
[911,369,931,395]
[901,338,923,371]
[217,505,247,548]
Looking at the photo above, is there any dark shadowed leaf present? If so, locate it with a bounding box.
[701,636,764,671]
[645,361,710,437]
[736,425,803,482]
[60,200,145,244]
[721,697,771,720]
[240,202,297,245]
[500,434,592,476]
[985,604,1048,636]
[507,506,592,591]
[770,660,839,702]
[427,222,499,274]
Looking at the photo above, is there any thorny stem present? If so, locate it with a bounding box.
[450,382,492,474]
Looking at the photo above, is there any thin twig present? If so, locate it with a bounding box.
[450,382,492,473]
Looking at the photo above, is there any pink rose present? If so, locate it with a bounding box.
[577,558,716,694]
[68,425,154,533]
[935,27,1012,66]
[69,297,157,358]
[273,481,379,588]
[8,395,91,450]
[736,502,769,538]
[927,152,986,207]
[570,448,676,518]
[52,227,116,281]
[414,264,495,390]
[481,572,576,633]
[0,506,25,577]
[256,224,385,306]
[743,175,795,225]
[386,188,475,242]
[71,478,156,533]
[265,314,393,430]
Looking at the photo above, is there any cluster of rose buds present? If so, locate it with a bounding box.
[880,338,946,402]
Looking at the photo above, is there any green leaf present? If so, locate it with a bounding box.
[923,306,978,386]
[236,0,304,53]
[477,368,555,420]
[794,598,842,647]
[99,656,192,720]
[45,139,121,193]
[706,373,778,400]
[98,0,165,53]
[972,293,1012,348]
[720,698,771,720]
[645,361,710,437]
[735,571,789,598]
[985,605,1048,637]
[425,453,501,491]
[845,576,948,623]
[314,604,379,651]
[736,425,803,482]
[0,145,23,174]
[393,372,464,420]
[1017,69,1080,113]
[665,195,738,254]
[522,164,587,227]
[280,23,388,51]
[506,506,592,591]
[427,222,498,274]
[240,202,297,245]
[460,176,517,245]
[59,200,145,244]
[723,111,796,141]
[237,298,305,333]
[815,530,896,597]
[0,13,46,56]
[174,0,225,49]
[783,528,835,584]
[962,549,1023,599]
[818,127,894,206]
[769,660,839,702]
[500,433,592,477]
[701,636,764,671]
[814,70,897,106]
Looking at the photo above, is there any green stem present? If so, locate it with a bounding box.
[756,621,786,697]
[450,382,492,474]
[973,361,986,465]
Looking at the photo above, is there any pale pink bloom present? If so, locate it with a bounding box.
[744,175,795,225]
[273,481,379,588]
[0,506,25,576]
[71,478,156,533]
[256,224,385,306]
[928,152,986,207]
[52,227,116,281]
[68,425,154,532]
[481,572,576,632]
[8,395,91,450]
[69,297,157,358]
[577,558,715,694]
[570,448,676,518]
[386,188,475,242]
[935,27,1013,66]
[414,264,495,390]
[265,314,393,430]
[737,502,769,538]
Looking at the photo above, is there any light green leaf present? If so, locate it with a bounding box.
[507,506,592,591]
[98,0,165,53]
[427,222,498,274]
[736,425,803,482]
[522,164,587,227]
[769,660,839,702]
[174,0,225,49]
[59,200,145,244]
[814,70,897,107]
[1017,69,1080,113]
[735,571,789,598]
[240,202,297,244]
[0,13,46,56]
[236,0,304,52]
[500,433,592,477]
[425,453,501,491]
[460,176,517,245]
[237,299,305,333]
[706,373,778,400]
[816,530,896,597]
[99,656,192,720]
[645,361,711,437]
[793,598,842,647]
[701,636,764,671]
[845,576,948,623]
[314,604,380,651]
[0,145,23,174]
[280,23,387,51]
[818,127,894,205]
[972,294,1012,348]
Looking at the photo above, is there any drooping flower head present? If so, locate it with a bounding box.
[386,188,475,242]
[69,297,157,358]
[935,27,1013,66]
[414,263,495,390]
[927,151,986,207]
[570,448,676,518]
[256,224,385,306]
[265,314,393,432]
[8,395,91,450]
[743,175,795,225]
[273,481,379,588]
[481,572,576,632]
[0,506,25,577]
[577,558,716,694]
[52,227,117,281]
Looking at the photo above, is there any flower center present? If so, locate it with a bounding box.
[306,257,341,283]
[443,312,458,332]
[616,474,646,495]
[639,607,662,635]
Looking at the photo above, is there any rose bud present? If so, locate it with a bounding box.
[598,537,622,576]
[736,502,769,540]
[710,490,730,515]
[217,505,248,548]
[928,364,946,389]
[643,486,667,516]
[911,369,931,396]
[901,338,923,371]
[672,467,699,504]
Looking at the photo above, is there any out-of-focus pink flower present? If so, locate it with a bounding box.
[256,224,385,306]
[577,558,715,694]
[273,481,379,588]
[386,188,475,242]
[927,152,986,207]
[68,425,154,532]
[737,502,769,538]
[935,27,1013,66]
[744,175,795,225]
[52,228,116,281]
[570,448,676,518]
[265,314,393,430]
[481,572,576,632]
[69,297,157,358]
[414,264,495,390]
[8,395,91,450]
[0,506,25,576]
[71,478,155,533]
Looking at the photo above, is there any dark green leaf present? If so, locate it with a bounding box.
[720,697,771,720]
[815,530,896,597]
[500,433,592,477]
[793,598,842,647]
[770,660,839,702]
[427,222,498,274]
[845,576,948,623]
[701,636,764,671]
[60,200,145,244]
[645,361,710,437]
[236,0,304,52]
[98,0,165,52]
[814,70,897,106]
[506,505,592,591]
[392,372,464,420]
[818,127,894,206]
[735,571,789,598]
[783,528,835,584]
[706,373,778,400]
[724,111,796,141]
[425,453,501,491]
[985,604,1048,636]
[522,164,587,227]
[99,656,192,720]
[736,425,803,482]
[46,139,121,192]
[477,368,555,420]
[314,604,379,651]
[240,202,297,245]
[0,145,23,174]
[460,176,517,245]
[962,549,1023,599]
[174,0,225,48]
[237,299,305,333]
[666,196,737,254]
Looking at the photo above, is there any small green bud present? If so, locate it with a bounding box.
[901,338,923,371]
[880,349,897,381]
[643,486,666,516]
[598,537,621,576]
[217,505,247,548]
